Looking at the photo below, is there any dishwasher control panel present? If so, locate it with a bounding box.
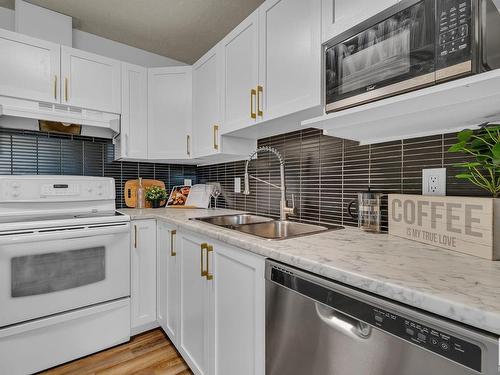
[372,308,481,372]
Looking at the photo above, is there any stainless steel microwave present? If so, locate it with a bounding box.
[325,0,500,113]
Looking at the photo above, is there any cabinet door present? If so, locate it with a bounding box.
[157,221,179,343]
[258,0,321,122]
[192,46,220,158]
[120,63,148,159]
[322,0,399,43]
[0,29,60,103]
[220,10,259,134]
[148,67,192,160]
[131,220,157,331]
[61,46,121,113]
[178,232,211,375]
[213,243,265,375]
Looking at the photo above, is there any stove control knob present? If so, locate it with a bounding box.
[87,187,93,193]
[12,191,20,198]
[12,182,20,189]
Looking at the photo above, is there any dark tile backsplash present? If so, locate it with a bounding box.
[0,127,484,228]
[0,128,197,208]
[198,128,487,231]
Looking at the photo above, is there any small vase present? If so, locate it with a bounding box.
[151,199,161,208]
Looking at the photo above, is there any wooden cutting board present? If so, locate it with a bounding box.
[124,179,166,208]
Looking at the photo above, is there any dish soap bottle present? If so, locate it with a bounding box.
[136,177,145,209]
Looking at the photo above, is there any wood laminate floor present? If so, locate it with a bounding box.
[39,329,193,375]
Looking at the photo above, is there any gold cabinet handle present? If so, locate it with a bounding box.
[186,135,191,156]
[257,85,263,117]
[250,89,257,119]
[53,75,57,100]
[170,230,177,256]
[200,243,208,277]
[206,244,213,281]
[64,77,69,102]
[213,125,219,151]
[134,225,138,249]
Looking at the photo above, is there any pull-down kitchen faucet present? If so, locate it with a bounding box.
[243,146,296,221]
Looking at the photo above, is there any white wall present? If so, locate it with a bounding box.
[0,6,14,31]
[0,6,184,67]
[73,30,184,67]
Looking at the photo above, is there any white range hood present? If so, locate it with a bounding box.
[0,96,120,138]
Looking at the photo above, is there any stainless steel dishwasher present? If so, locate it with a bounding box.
[266,260,499,375]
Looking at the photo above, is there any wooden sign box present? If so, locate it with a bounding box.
[388,194,500,260]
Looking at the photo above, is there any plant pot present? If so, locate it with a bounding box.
[150,199,162,208]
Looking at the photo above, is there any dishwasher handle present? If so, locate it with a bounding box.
[315,303,372,340]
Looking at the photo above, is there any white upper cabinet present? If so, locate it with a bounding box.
[148,66,192,160]
[220,10,259,134]
[61,46,121,113]
[321,0,399,43]
[192,46,221,159]
[258,0,321,123]
[0,29,60,103]
[119,63,148,160]
[192,45,257,164]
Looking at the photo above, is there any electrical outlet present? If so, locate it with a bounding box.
[184,179,192,186]
[234,177,241,193]
[422,168,446,196]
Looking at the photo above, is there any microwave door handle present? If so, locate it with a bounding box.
[479,0,500,70]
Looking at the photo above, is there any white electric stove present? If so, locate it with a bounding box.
[0,176,131,375]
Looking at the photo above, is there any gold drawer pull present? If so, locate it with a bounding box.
[200,243,208,277]
[213,125,219,150]
[206,244,213,281]
[64,77,69,102]
[257,85,263,117]
[250,89,256,119]
[134,225,138,249]
[53,75,57,100]
[170,230,177,256]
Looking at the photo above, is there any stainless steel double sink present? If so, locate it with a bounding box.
[192,214,343,240]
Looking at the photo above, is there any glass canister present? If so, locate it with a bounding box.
[348,189,384,232]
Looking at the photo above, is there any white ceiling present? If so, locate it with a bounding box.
[0,0,264,64]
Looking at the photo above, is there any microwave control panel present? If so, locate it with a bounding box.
[436,0,472,73]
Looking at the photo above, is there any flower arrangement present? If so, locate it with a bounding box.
[448,125,500,198]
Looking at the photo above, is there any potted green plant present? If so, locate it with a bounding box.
[145,186,168,208]
[448,124,500,198]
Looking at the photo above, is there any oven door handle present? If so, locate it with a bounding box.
[0,223,130,245]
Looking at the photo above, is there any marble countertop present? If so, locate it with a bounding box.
[120,207,500,336]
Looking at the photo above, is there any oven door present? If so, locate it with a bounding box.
[325,0,436,112]
[0,222,130,327]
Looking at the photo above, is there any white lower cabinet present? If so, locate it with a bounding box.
[212,242,265,375]
[136,222,265,375]
[157,221,180,342]
[178,232,212,375]
[174,230,265,375]
[131,220,157,333]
